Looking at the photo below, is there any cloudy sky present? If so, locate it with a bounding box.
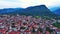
[0,0,60,9]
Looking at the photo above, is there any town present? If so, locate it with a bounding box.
[0,14,60,34]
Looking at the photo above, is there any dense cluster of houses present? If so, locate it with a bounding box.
[0,14,60,34]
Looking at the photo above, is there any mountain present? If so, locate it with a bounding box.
[0,8,25,14]
[53,8,60,15]
[50,7,60,15]
[24,5,56,16]
[0,5,58,18]
[50,7,60,19]
[0,8,14,14]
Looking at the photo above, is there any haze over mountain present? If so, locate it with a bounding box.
[50,7,60,15]
[53,8,60,15]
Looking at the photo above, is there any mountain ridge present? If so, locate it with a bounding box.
[0,5,59,18]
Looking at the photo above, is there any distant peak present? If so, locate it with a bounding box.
[36,5,47,8]
[39,5,46,6]
[26,5,47,9]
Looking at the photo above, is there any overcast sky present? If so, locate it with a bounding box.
[0,0,60,9]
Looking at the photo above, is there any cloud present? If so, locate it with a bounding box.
[0,0,60,9]
[0,0,22,8]
[44,0,60,7]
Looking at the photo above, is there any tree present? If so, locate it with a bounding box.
[52,23,60,28]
